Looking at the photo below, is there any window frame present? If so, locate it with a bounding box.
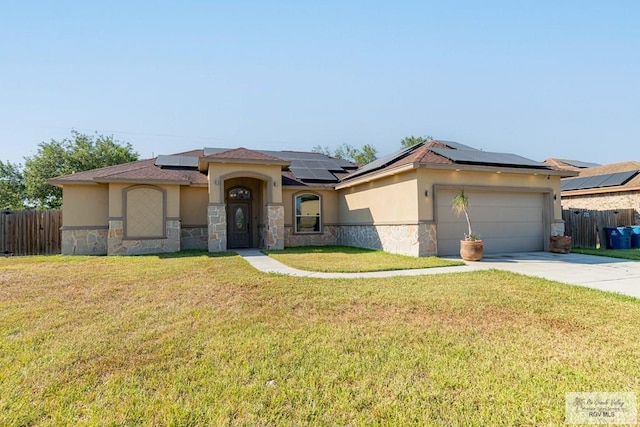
[294,192,322,234]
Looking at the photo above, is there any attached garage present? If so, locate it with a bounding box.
[436,188,550,256]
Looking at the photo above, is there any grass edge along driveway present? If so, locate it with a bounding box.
[263,245,464,272]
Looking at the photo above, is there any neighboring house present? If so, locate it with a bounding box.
[560,161,640,224]
[543,158,601,172]
[49,140,574,257]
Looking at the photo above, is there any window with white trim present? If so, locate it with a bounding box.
[295,193,321,233]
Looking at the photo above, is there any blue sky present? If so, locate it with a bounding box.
[1,1,638,166]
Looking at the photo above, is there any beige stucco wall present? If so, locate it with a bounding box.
[207,163,283,204]
[416,168,563,221]
[180,186,208,225]
[62,184,109,226]
[283,188,339,226]
[337,171,419,224]
[109,183,180,218]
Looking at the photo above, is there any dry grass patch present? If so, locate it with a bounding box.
[264,245,463,272]
[1,251,640,425]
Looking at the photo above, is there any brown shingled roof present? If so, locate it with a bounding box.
[93,164,207,184]
[204,147,288,163]
[363,145,454,172]
[543,158,582,172]
[48,157,207,186]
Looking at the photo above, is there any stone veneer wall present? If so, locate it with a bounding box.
[337,223,437,257]
[265,204,284,250]
[562,192,640,224]
[108,219,180,255]
[61,227,108,255]
[181,225,208,250]
[551,220,566,237]
[284,225,338,247]
[208,204,226,252]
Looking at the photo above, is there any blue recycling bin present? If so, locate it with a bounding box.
[627,226,640,249]
[604,227,631,249]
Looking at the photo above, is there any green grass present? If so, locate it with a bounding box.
[573,247,640,261]
[2,251,640,425]
[263,245,464,272]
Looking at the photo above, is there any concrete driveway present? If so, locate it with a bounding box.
[458,252,640,299]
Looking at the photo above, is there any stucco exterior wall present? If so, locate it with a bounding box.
[337,171,419,225]
[207,163,282,204]
[180,186,208,226]
[562,191,640,224]
[60,184,109,255]
[62,184,109,227]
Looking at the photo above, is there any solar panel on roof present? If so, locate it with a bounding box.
[346,143,422,180]
[559,159,601,168]
[155,155,199,168]
[333,158,358,169]
[430,148,548,168]
[561,177,589,191]
[202,147,355,183]
[203,147,230,156]
[435,140,479,151]
[289,167,337,181]
[598,170,638,187]
[561,170,638,191]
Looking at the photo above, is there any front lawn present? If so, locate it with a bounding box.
[263,245,464,272]
[1,252,639,425]
[573,247,640,261]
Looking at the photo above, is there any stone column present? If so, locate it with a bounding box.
[551,220,565,237]
[265,204,284,250]
[107,218,124,255]
[208,203,227,252]
[418,222,438,257]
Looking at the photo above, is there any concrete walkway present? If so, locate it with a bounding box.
[236,249,640,299]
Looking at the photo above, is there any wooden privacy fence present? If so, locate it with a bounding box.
[0,210,62,256]
[562,208,636,248]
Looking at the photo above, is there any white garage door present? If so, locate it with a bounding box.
[436,189,545,256]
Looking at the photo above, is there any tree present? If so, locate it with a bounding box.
[0,160,26,209]
[23,131,139,209]
[312,143,377,166]
[400,135,433,148]
[452,189,479,241]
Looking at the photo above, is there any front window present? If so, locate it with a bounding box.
[295,193,321,233]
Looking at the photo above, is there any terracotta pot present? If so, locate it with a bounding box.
[550,236,572,254]
[460,240,483,261]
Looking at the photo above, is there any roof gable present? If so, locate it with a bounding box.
[203,147,288,163]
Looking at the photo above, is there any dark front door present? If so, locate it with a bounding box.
[228,202,251,248]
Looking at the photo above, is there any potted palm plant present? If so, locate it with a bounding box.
[452,189,483,261]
